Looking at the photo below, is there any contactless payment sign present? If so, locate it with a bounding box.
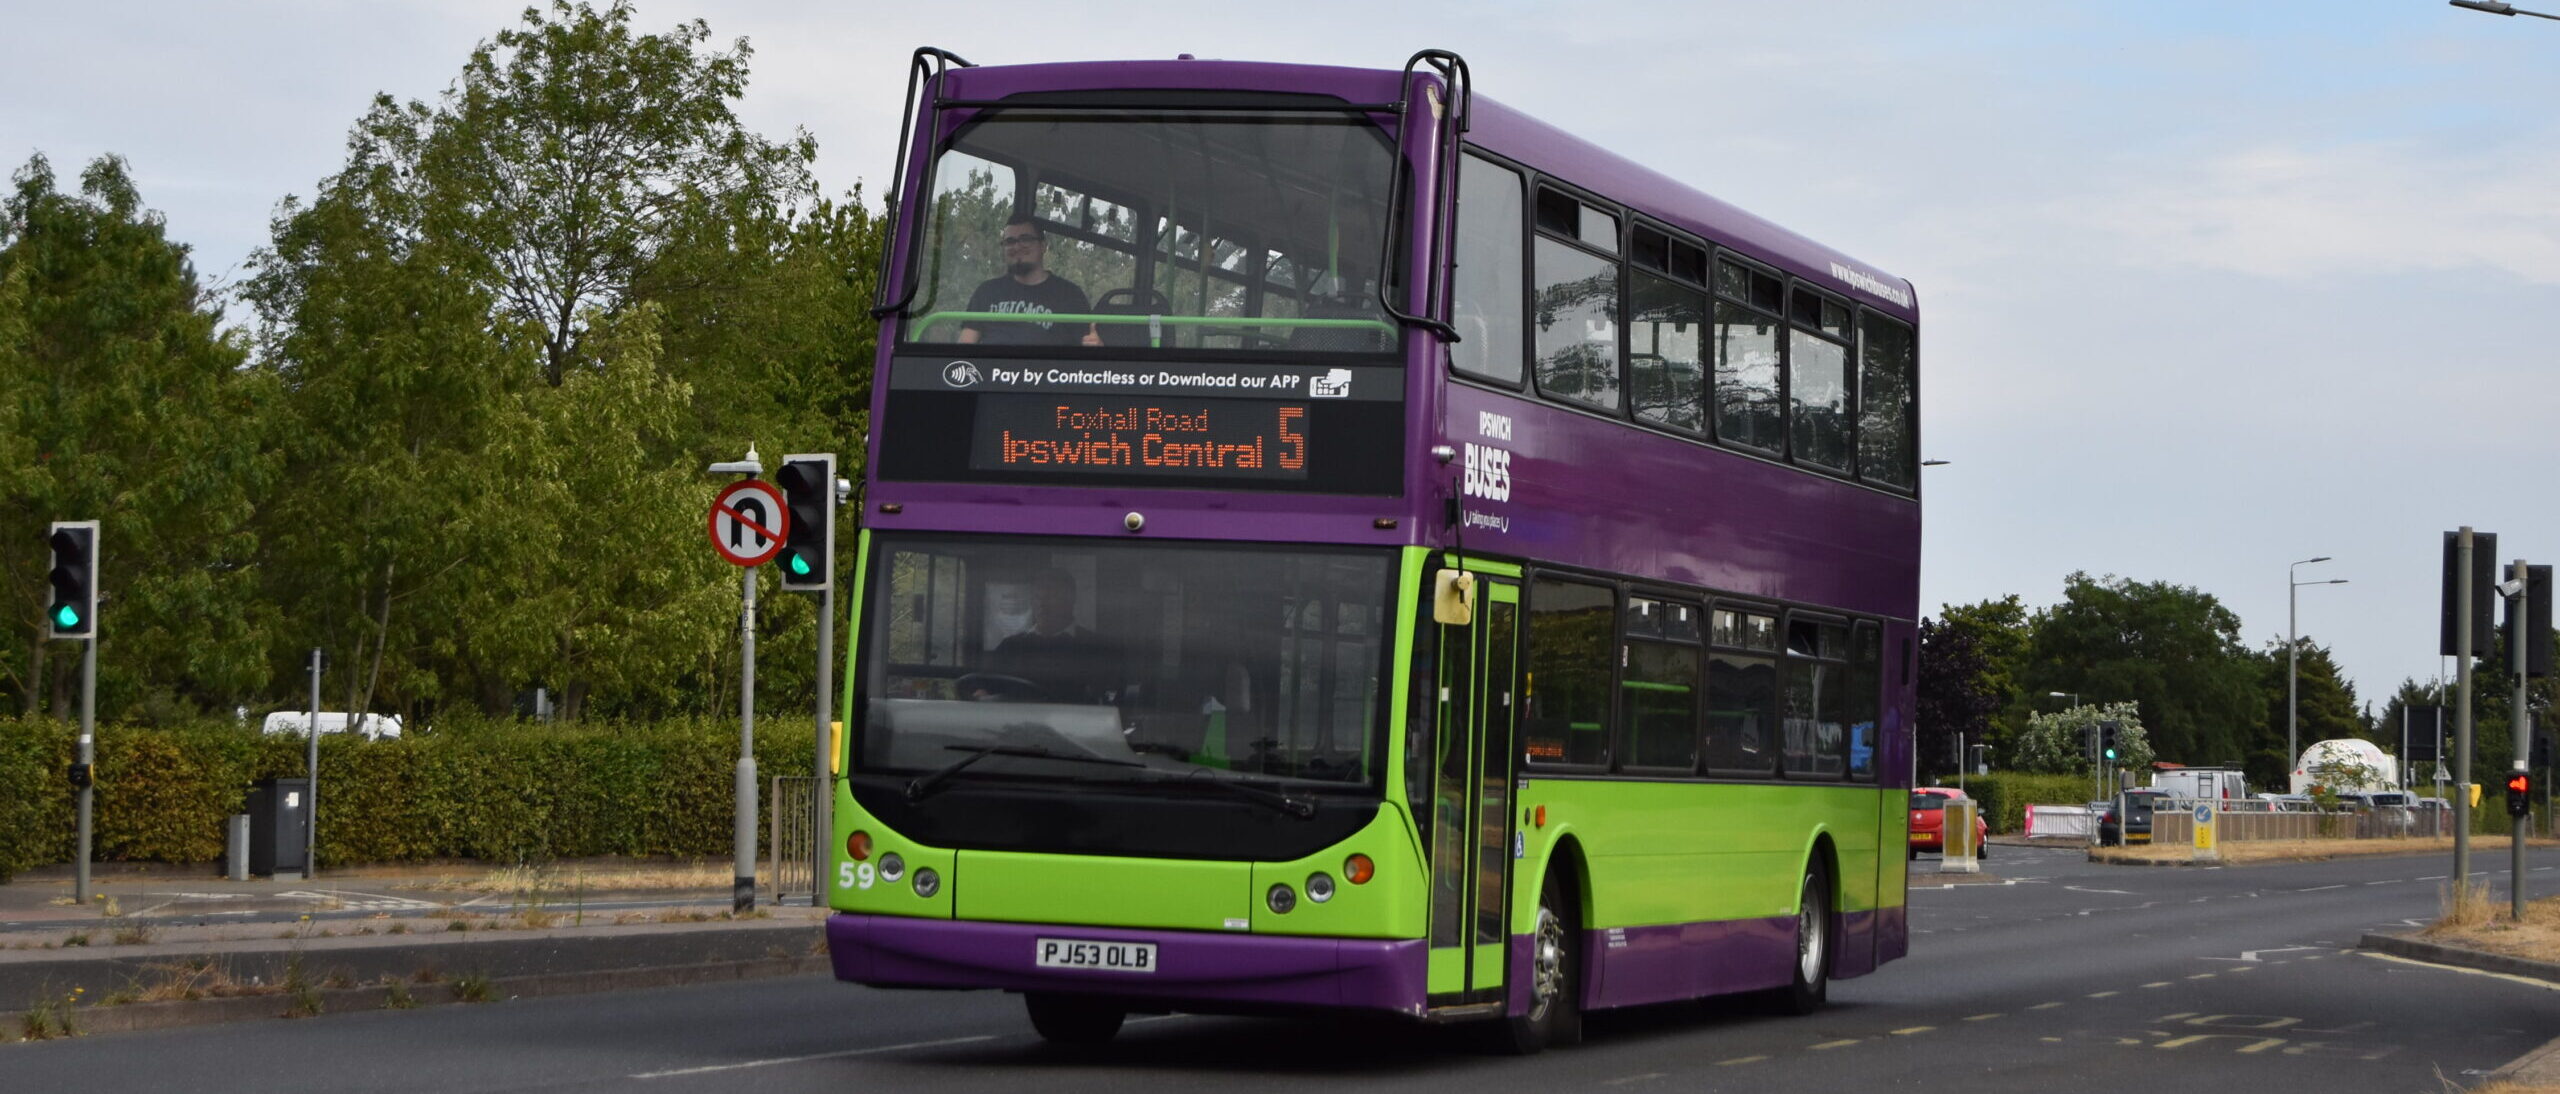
[708,480,789,567]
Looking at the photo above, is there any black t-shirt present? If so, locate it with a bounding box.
[964,274,1091,345]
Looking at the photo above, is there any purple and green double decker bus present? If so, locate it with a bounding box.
[828,47,1921,1052]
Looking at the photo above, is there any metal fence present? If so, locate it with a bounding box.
[2148,798,2453,843]
[768,775,816,905]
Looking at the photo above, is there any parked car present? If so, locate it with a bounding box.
[2097,789,2169,845]
[1909,787,1989,859]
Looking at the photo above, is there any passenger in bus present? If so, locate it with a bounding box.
[983,568,1120,702]
[958,215,1104,346]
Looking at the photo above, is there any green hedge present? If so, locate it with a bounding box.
[0,715,815,881]
[1956,773,2097,834]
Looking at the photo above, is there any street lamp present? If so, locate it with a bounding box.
[2452,1,2560,20]
[2288,557,2348,774]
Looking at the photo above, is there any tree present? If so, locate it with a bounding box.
[2023,572,2261,768]
[0,154,278,720]
[2009,700,2153,776]
[367,0,816,386]
[1932,594,2033,751]
[242,1,865,719]
[2252,637,2363,789]
[1916,616,2002,782]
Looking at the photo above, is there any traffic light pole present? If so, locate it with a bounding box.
[2512,559,2530,920]
[74,633,94,905]
[2456,528,2476,890]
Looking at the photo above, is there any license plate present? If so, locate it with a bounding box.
[1035,938,1157,973]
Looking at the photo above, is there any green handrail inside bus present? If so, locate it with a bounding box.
[911,310,1397,349]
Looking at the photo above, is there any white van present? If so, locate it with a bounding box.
[260,711,403,740]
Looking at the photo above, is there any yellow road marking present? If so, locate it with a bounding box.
[2186,973,2217,980]
[1715,1056,1768,1067]
[2085,991,2118,998]
[1812,1039,1864,1050]
[2226,965,2255,973]
[2143,981,2173,988]
[1963,1013,2001,1021]
[2029,1001,2065,1010]
[1891,1026,1935,1036]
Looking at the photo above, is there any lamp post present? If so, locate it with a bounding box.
[2288,557,2348,776]
[2451,1,2560,20]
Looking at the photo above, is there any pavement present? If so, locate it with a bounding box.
[0,859,827,1041]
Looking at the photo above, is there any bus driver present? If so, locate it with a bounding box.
[958,215,1104,346]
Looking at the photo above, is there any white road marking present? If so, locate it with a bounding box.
[631,1034,999,1079]
[2297,885,2347,892]
[2065,886,2134,895]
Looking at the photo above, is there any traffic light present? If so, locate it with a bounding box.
[2098,720,2121,763]
[2528,564,2552,678]
[45,521,98,640]
[774,454,836,592]
[2507,771,2533,819]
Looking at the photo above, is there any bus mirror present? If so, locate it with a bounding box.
[1433,569,1476,625]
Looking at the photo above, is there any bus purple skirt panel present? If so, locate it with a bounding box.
[1504,909,1896,1017]
[829,914,1432,1016]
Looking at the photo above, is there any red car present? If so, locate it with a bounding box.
[1908,787,1989,859]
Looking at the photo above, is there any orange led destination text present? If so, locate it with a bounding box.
[997,404,1307,471]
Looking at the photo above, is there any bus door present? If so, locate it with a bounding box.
[1427,573,1521,1006]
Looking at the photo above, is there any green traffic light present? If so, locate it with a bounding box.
[53,604,80,628]
[787,553,811,576]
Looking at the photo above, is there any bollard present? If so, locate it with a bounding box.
[226,814,250,881]
[1940,798,1981,874]
[2190,802,2219,864]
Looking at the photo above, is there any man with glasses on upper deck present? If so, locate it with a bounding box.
[958,214,1103,346]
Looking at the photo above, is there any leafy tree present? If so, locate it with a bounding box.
[0,154,278,720]
[1916,616,2001,782]
[366,0,816,386]
[2249,637,2364,788]
[1933,594,2032,749]
[243,1,840,720]
[2022,572,2261,768]
[2009,700,2153,776]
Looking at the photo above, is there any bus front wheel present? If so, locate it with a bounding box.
[1024,992,1124,1046]
[1499,872,1584,1054]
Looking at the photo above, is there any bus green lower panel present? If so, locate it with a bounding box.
[957,851,1252,933]
[1512,780,1888,932]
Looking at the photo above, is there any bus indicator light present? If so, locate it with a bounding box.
[1343,854,1374,885]
[847,831,872,861]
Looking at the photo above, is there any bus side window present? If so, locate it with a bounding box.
[1705,607,1779,777]
[1522,578,1613,767]
[1451,153,1525,385]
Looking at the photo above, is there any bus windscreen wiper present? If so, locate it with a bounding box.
[906,743,1143,802]
[1110,773,1318,819]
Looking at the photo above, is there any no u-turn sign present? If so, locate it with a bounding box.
[708,480,789,567]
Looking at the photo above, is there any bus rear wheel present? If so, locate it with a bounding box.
[1498,872,1583,1054]
[1770,858,1833,1015]
[1024,992,1125,1045]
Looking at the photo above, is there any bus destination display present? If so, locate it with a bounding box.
[971,396,1308,481]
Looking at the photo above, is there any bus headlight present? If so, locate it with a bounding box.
[879,852,905,883]
[1305,873,1335,903]
[1267,883,1296,914]
[913,867,940,898]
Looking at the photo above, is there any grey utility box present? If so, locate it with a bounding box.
[245,777,310,877]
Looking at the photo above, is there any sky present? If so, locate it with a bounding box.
[7,1,2557,716]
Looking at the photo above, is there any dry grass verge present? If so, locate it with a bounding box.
[389,859,726,895]
[2424,886,2560,966]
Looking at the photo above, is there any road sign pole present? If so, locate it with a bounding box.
[736,562,758,912]
[75,633,95,904]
